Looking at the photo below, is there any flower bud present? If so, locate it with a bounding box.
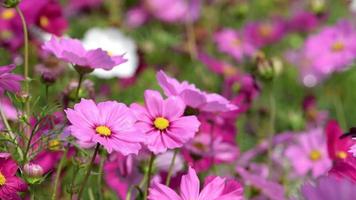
[24,163,44,178]
[254,52,275,81]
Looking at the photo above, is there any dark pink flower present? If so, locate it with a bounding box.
[42,36,127,70]
[0,154,27,200]
[131,90,200,154]
[243,20,286,48]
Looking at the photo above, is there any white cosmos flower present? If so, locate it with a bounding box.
[82,27,138,78]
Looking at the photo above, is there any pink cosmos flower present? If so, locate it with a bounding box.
[42,36,127,71]
[148,167,244,200]
[104,153,142,199]
[287,11,322,33]
[285,128,332,178]
[0,153,27,200]
[214,28,256,62]
[243,20,286,48]
[156,70,237,113]
[302,176,356,200]
[65,99,145,155]
[144,0,201,23]
[236,166,285,200]
[0,64,23,94]
[130,90,200,154]
[303,21,356,75]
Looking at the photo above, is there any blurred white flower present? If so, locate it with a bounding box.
[82,27,138,78]
[155,150,184,175]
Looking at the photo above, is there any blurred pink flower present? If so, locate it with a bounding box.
[104,153,141,199]
[65,99,145,155]
[157,70,237,113]
[0,64,23,94]
[144,0,201,23]
[68,0,103,12]
[42,36,127,70]
[148,167,244,200]
[0,153,27,200]
[243,20,286,48]
[287,11,323,33]
[304,21,356,75]
[214,28,256,62]
[130,90,200,154]
[285,128,332,178]
[125,6,149,28]
[236,167,285,200]
[302,176,356,200]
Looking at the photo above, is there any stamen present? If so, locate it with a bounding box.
[154,117,170,130]
[96,125,112,136]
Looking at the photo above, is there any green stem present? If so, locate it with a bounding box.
[266,81,276,177]
[97,151,105,200]
[0,104,23,160]
[77,143,101,199]
[144,153,155,200]
[165,149,178,186]
[333,95,347,129]
[75,73,84,101]
[15,6,31,135]
[51,145,69,200]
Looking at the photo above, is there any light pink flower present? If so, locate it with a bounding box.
[302,176,356,200]
[131,90,200,154]
[42,36,127,70]
[156,70,237,113]
[285,128,332,178]
[214,28,256,62]
[65,99,145,155]
[148,167,244,200]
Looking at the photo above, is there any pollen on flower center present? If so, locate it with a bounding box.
[1,9,15,20]
[309,150,322,161]
[95,125,112,136]
[40,16,50,28]
[154,117,170,130]
[0,172,6,186]
[336,151,347,159]
[259,24,273,37]
[331,41,345,52]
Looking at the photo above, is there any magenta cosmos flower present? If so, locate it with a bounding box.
[285,128,332,178]
[302,176,356,200]
[65,99,145,155]
[214,28,256,62]
[0,64,23,94]
[148,167,244,200]
[157,70,237,113]
[130,90,200,154]
[42,36,127,71]
[0,153,27,200]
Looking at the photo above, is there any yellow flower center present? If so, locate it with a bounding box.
[331,41,345,52]
[95,125,112,136]
[40,16,50,28]
[48,140,61,151]
[336,151,347,159]
[0,172,6,186]
[154,117,170,130]
[1,9,15,20]
[259,24,273,37]
[309,150,322,161]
